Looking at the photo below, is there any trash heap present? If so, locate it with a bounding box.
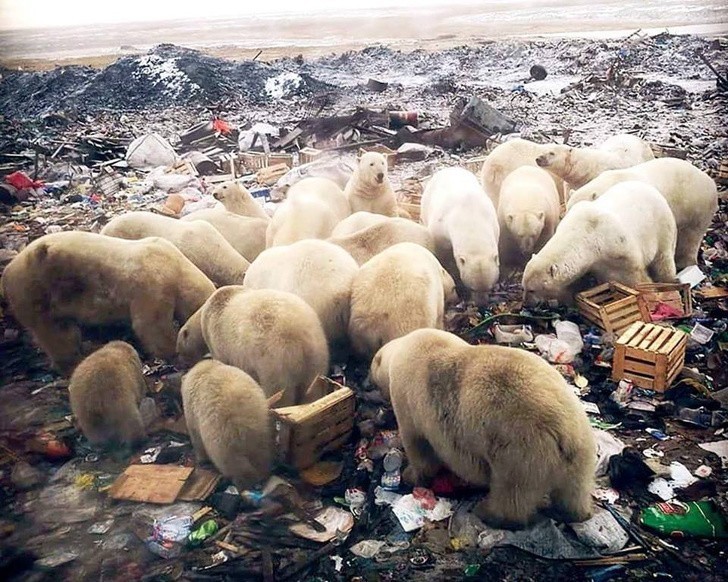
[1,31,728,581]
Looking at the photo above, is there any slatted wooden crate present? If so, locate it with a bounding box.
[240,151,269,171]
[717,159,728,185]
[636,282,693,320]
[612,322,687,392]
[575,282,650,336]
[271,377,355,470]
[299,147,325,165]
[267,152,293,168]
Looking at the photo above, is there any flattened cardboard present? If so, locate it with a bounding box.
[109,465,193,504]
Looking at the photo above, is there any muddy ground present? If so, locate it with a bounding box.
[0,32,727,581]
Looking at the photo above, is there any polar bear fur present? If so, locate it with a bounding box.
[344,152,398,216]
[1,231,214,374]
[535,133,655,189]
[479,138,565,207]
[212,181,270,220]
[421,167,500,297]
[566,158,718,269]
[176,286,329,406]
[242,240,359,348]
[101,211,249,286]
[68,341,147,447]
[329,218,436,266]
[498,166,561,266]
[369,328,596,528]
[348,243,457,358]
[181,209,268,262]
[182,359,272,489]
[523,181,677,306]
[266,177,351,247]
[331,211,389,238]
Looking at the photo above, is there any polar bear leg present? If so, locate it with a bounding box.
[549,473,594,523]
[186,414,209,464]
[400,425,442,486]
[473,466,545,529]
[130,299,177,360]
[33,320,83,374]
[674,228,704,270]
[649,250,677,283]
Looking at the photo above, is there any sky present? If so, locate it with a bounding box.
[0,0,486,30]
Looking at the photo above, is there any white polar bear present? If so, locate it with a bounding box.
[181,209,268,262]
[344,152,398,216]
[348,242,457,359]
[242,239,359,348]
[566,157,718,269]
[421,167,500,298]
[212,181,270,221]
[479,138,565,207]
[266,177,351,247]
[535,134,655,189]
[331,211,389,238]
[523,181,677,306]
[498,166,561,266]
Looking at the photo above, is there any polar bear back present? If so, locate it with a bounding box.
[331,211,389,238]
[288,176,351,221]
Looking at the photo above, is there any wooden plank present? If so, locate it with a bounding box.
[638,325,664,350]
[658,329,686,355]
[616,321,644,345]
[627,324,653,347]
[623,372,655,391]
[653,354,668,390]
[620,359,656,376]
[273,386,351,423]
[623,347,657,363]
[611,282,640,296]
[604,295,638,313]
[649,327,674,352]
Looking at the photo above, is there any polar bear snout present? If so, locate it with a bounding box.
[375,172,384,183]
[535,154,550,167]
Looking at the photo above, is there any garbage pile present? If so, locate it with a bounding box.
[1,31,728,582]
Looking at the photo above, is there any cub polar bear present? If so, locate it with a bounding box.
[421,167,500,298]
[369,328,596,528]
[523,181,677,306]
[566,157,718,269]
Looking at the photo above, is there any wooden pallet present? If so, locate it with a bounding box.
[636,282,692,320]
[575,282,650,336]
[612,322,687,392]
[717,158,728,185]
[272,377,355,470]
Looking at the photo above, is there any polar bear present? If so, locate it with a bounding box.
[181,209,268,262]
[348,243,457,359]
[421,167,500,298]
[68,341,147,447]
[344,152,398,216]
[182,359,272,490]
[523,181,677,306]
[212,181,270,220]
[266,177,351,247]
[1,231,214,373]
[331,211,389,238]
[329,217,435,266]
[101,211,249,286]
[369,328,596,528]
[497,166,561,266]
[535,134,655,189]
[566,158,718,269]
[176,286,329,407]
[479,138,565,207]
[242,240,359,348]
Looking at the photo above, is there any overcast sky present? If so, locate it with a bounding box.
[0,0,488,29]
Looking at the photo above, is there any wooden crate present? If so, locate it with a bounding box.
[717,158,728,185]
[636,282,693,320]
[240,151,269,171]
[272,377,355,470]
[612,322,687,392]
[267,152,293,168]
[575,282,650,336]
[359,144,397,169]
[299,147,324,165]
[463,155,487,175]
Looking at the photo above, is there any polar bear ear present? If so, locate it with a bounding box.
[506,214,514,223]
[590,192,597,200]
[549,264,559,278]
[457,255,466,266]
[536,211,544,221]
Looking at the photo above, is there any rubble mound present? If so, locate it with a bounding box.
[0,44,333,119]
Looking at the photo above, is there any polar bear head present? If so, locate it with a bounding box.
[357,152,388,187]
[176,308,208,366]
[506,211,545,255]
[456,252,500,293]
[535,145,572,170]
[522,254,572,306]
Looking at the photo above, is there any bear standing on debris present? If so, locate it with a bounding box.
[329,217,435,266]
[182,359,272,490]
[535,133,655,189]
[242,239,359,349]
[348,243,457,359]
[566,157,719,270]
[369,328,596,529]
[68,341,147,448]
[421,167,500,300]
[176,286,329,406]
[212,181,270,220]
[101,211,249,286]
[345,152,398,216]
[181,209,268,262]
[523,181,677,306]
[266,177,351,246]
[1,231,215,374]
[497,166,561,266]
[479,138,565,207]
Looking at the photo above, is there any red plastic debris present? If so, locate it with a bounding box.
[212,118,232,135]
[5,171,44,191]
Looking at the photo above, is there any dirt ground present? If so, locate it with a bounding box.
[0,27,727,582]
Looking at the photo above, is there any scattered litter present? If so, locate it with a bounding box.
[391,492,453,532]
[640,501,728,538]
[289,506,354,542]
[698,440,728,468]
